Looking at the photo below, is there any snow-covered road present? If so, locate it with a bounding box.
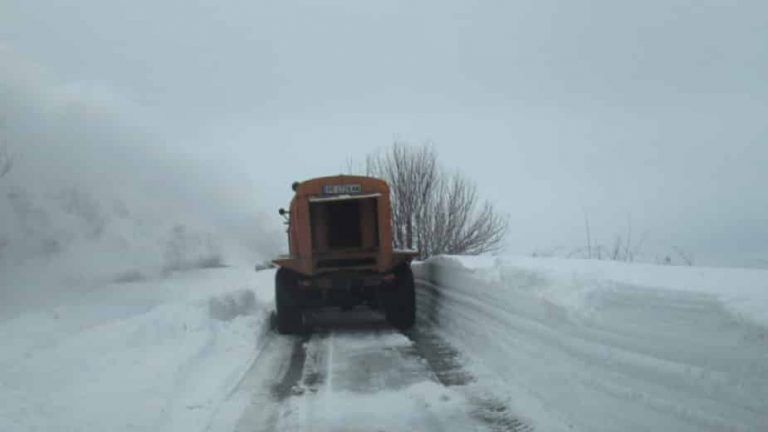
[216,309,531,432]
[223,257,768,432]
[2,257,767,432]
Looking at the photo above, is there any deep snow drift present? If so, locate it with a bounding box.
[415,256,768,432]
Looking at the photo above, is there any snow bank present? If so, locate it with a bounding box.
[415,256,768,432]
[437,256,768,327]
[0,267,276,432]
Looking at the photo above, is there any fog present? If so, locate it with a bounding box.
[0,47,281,316]
[2,0,767,277]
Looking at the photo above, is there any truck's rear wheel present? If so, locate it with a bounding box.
[385,264,415,330]
[275,268,304,334]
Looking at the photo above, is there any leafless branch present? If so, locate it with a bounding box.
[573,215,643,262]
[361,141,508,259]
[673,246,694,266]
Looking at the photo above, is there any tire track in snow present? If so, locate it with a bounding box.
[411,282,534,432]
[271,335,310,400]
[227,306,533,431]
[209,333,303,432]
[301,309,531,431]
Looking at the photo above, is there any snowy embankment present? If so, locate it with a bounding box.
[415,256,768,432]
[0,54,283,431]
[0,267,275,432]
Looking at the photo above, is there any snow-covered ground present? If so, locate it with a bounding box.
[0,57,285,430]
[415,256,768,431]
[2,254,767,431]
[0,267,275,432]
[0,57,289,431]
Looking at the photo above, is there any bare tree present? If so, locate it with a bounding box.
[568,215,644,262]
[358,142,508,259]
[584,213,592,259]
[673,246,694,266]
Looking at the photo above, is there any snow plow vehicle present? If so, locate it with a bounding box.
[271,175,417,334]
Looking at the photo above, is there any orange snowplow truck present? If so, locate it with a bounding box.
[271,175,417,334]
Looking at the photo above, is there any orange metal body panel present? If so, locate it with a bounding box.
[272,175,415,276]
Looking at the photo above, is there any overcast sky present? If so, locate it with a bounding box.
[2,0,767,266]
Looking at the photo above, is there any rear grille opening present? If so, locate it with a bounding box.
[310,197,379,253]
[317,257,377,268]
[328,200,361,248]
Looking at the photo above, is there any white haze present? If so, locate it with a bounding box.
[0,48,281,318]
[1,0,767,283]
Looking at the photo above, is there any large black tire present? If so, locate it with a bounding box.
[275,268,304,335]
[385,264,416,330]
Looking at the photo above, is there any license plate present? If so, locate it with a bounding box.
[323,184,362,195]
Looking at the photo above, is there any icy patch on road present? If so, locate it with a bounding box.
[0,267,276,432]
